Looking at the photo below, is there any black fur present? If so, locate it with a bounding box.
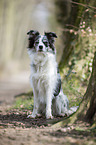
[44,32,57,38]
[44,32,57,51]
[27,30,40,48]
[54,68,61,97]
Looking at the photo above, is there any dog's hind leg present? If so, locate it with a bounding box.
[55,90,69,116]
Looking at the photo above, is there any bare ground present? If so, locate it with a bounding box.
[0,75,96,145]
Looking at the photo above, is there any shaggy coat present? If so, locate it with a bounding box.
[27,30,76,119]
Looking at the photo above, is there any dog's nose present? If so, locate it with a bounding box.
[39,45,43,50]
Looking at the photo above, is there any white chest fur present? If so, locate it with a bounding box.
[28,50,58,103]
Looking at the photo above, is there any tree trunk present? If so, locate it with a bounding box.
[55,0,85,69]
[85,51,96,122]
[55,0,96,70]
[52,51,96,128]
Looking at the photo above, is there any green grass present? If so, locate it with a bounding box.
[13,96,34,111]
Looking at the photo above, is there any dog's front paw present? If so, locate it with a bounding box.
[27,114,36,119]
[46,114,53,119]
[27,113,41,119]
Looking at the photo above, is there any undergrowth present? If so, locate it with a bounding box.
[13,95,34,111]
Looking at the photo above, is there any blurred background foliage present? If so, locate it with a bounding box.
[55,0,96,104]
[0,0,59,77]
[0,0,96,107]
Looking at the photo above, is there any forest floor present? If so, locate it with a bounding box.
[0,74,96,145]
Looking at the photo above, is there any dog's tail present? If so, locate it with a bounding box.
[68,106,79,115]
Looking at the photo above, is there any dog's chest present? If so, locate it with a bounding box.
[32,60,55,83]
[30,54,57,93]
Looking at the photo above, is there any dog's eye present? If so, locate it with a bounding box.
[35,41,39,45]
[43,41,48,47]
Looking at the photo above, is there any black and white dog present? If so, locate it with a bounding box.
[27,30,76,119]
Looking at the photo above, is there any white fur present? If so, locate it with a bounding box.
[28,49,58,119]
[27,36,77,119]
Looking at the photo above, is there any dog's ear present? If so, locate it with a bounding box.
[27,30,40,49]
[44,32,57,39]
[27,30,40,36]
[44,32,57,53]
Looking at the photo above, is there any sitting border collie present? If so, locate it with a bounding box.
[27,30,77,119]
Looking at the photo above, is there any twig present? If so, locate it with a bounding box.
[65,24,79,29]
[70,0,96,10]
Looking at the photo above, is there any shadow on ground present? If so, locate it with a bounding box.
[0,109,64,129]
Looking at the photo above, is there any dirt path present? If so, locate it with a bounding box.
[0,74,96,145]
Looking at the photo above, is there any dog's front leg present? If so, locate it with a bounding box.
[28,90,39,118]
[46,90,53,119]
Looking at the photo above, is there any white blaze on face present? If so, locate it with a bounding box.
[35,35,48,52]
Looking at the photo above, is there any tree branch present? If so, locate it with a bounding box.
[70,0,96,10]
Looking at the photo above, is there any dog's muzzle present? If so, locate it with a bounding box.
[39,45,43,52]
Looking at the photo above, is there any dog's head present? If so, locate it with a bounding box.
[27,30,57,54]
